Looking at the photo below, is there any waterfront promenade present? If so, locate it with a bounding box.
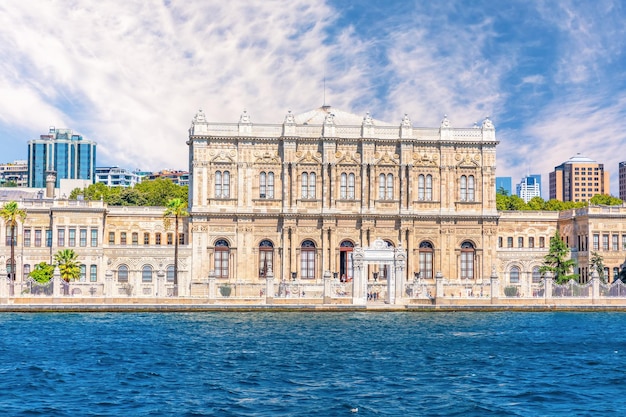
[3,266,626,312]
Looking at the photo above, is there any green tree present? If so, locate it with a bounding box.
[54,249,81,282]
[589,194,623,206]
[0,201,26,280]
[497,186,509,196]
[163,198,189,294]
[527,196,545,210]
[589,251,606,283]
[29,262,54,283]
[136,178,187,206]
[539,231,578,284]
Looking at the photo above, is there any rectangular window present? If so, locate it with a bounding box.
[529,237,534,248]
[144,232,150,245]
[68,228,76,246]
[518,237,524,248]
[507,237,513,248]
[57,228,65,247]
[46,229,52,247]
[35,229,42,247]
[90,265,97,282]
[120,232,127,245]
[80,229,87,247]
[602,234,609,251]
[539,237,545,248]
[498,237,503,248]
[24,229,31,247]
[80,264,86,282]
[91,229,98,247]
[6,227,14,246]
[108,232,115,245]
[132,232,138,245]
[623,234,626,251]
[179,233,185,245]
[613,235,619,251]
[167,233,173,245]
[156,233,161,245]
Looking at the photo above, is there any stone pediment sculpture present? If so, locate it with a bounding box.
[374,152,400,166]
[455,153,480,168]
[253,150,281,165]
[362,112,373,126]
[412,152,439,167]
[440,114,452,128]
[239,110,251,124]
[295,150,322,164]
[284,110,296,125]
[482,116,494,130]
[209,149,237,164]
[400,113,412,128]
[193,109,207,123]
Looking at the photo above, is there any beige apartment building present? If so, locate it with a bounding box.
[549,154,610,202]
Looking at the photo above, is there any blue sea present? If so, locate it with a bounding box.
[0,312,624,416]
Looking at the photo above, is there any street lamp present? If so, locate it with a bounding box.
[291,272,297,281]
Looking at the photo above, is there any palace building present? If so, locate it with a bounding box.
[187,106,502,286]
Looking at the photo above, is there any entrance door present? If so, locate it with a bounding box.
[339,241,354,281]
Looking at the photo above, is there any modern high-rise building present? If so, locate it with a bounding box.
[549,154,609,202]
[27,127,97,188]
[516,174,541,203]
[496,177,512,195]
[619,161,626,200]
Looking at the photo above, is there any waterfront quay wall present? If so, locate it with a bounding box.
[2,274,626,312]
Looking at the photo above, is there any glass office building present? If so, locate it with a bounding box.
[27,127,97,188]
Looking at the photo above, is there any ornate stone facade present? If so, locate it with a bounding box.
[187,106,500,285]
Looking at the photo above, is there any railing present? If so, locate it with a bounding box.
[552,280,591,297]
[599,280,626,297]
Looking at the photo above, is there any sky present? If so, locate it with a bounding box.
[1,0,625,196]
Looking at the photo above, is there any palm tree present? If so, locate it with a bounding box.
[54,249,81,282]
[163,198,188,295]
[0,201,26,280]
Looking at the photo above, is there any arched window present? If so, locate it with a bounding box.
[301,240,316,279]
[510,266,520,284]
[532,266,541,283]
[460,175,475,202]
[215,239,230,279]
[142,265,153,283]
[340,173,356,200]
[215,170,230,198]
[339,240,355,280]
[425,174,432,200]
[460,241,475,279]
[348,173,355,199]
[166,265,175,282]
[259,240,274,278]
[301,172,316,199]
[419,241,434,279]
[418,175,425,200]
[260,172,274,199]
[118,265,129,283]
[378,174,393,200]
